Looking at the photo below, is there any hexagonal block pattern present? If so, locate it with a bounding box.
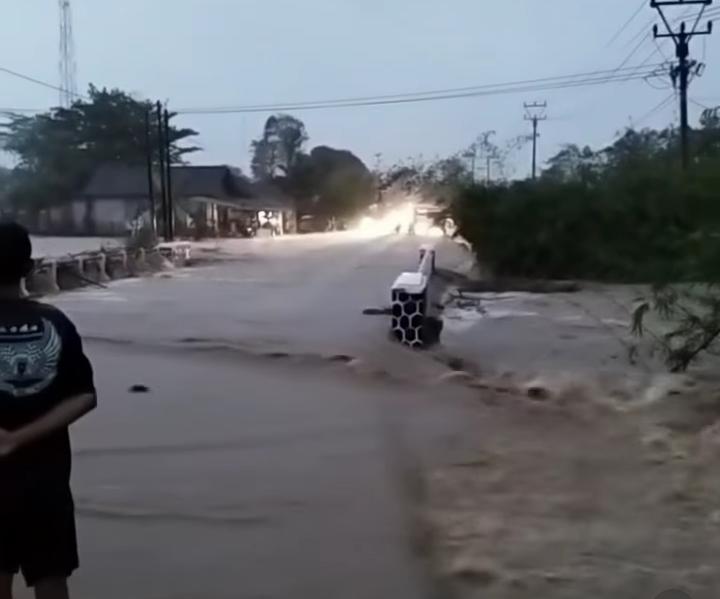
[403,301,418,316]
[390,289,429,349]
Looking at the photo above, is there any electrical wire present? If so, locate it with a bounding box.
[176,66,663,115]
[622,16,656,51]
[0,63,665,117]
[653,38,671,62]
[644,76,672,90]
[690,97,712,110]
[0,66,85,101]
[607,0,647,46]
[179,63,664,113]
[635,93,676,127]
[690,3,709,33]
[612,31,651,75]
[179,75,659,114]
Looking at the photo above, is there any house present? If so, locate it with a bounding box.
[56,163,296,237]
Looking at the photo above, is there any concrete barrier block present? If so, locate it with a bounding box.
[148,248,172,270]
[419,246,436,275]
[391,272,428,348]
[56,258,86,291]
[158,247,173,261]
[105,250,129,279]
[82,252,110,284]
[26,260,60,295]
[128,248,150,275]
[158,242,192,267]
[390,249,441,349]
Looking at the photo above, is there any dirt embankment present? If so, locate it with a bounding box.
[412,258,720,598]
[421,366,720,599]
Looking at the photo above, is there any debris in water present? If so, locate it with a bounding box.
[362,307,392,316]
[526,385,551,401]
[328,354,354,363]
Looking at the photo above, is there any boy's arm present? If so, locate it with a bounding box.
[0,392,96,455]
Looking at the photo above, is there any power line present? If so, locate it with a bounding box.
[689,97,713,109]
[176,66,664,115]
[653,37,672,61]
[623,16,657,50]
[644,75,673,89]
[635,92,676,126]
[609,31,652,75]
[0,66,83,99]
[178,63,664,113]
[607,0,647,46]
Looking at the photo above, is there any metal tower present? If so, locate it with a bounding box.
[58,0,78,107]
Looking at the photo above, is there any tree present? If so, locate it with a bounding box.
[0,85,198,209]
[297,146,374,219]
[695,106,720,160]
[543,144,601,183]
[251,114,308,180]
[247,114,373,220]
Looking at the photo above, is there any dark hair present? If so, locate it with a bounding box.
[0,222,33,284]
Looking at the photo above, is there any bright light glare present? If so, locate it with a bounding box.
[359,216,375,230]
[354,206,417,237]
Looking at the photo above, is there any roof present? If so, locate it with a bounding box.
[244,181,294,210]
[172,166,254,200]
[79,163,295,210]
[80,163,152,198]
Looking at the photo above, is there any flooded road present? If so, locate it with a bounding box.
[16,233,473,598]
[63,344,432,599]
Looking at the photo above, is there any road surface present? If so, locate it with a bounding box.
[16,232,474,599]
[50,233,467,357]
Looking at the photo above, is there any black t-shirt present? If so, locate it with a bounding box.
[0,299,95,491]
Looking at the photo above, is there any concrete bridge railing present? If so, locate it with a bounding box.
[390,245,441,348]
[23,242,192,297]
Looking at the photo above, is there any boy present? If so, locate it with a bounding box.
[0,223,97,599]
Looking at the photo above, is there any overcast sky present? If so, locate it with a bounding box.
[2,0,718,177]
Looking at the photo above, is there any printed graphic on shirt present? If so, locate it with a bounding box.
[0,319,62,398]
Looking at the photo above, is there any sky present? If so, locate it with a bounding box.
[1,0,718,178]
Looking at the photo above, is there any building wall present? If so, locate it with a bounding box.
[70,198,148,236]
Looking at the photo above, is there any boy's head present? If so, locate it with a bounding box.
[0,222,34,285]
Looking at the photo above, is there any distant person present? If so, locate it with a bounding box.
[0,223,97,599]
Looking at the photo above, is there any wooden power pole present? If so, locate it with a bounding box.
[651,0,714,170]
[524,101,547,180]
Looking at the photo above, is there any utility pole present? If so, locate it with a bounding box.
[163,108,175,242]
[144,107,156,237]
[651,0,714,170]
[469,145,478,183]
[524,101,547,180]
[156,101,168,240]
[463,144,479,183]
